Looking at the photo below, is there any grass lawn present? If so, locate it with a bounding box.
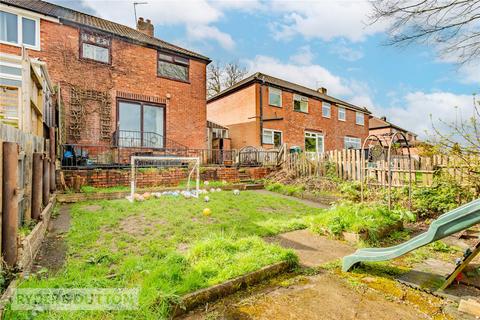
[8,191,325,320]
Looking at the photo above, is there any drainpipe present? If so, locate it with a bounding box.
[259,76,265,146]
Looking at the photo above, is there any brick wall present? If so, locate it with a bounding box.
[0,18,207,149]
[61,167,271,190]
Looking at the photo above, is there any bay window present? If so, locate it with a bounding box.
[158,52,189,81]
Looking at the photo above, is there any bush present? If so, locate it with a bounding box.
[412,175,474,217]
[265,182,305,197]
[307,202,415,241]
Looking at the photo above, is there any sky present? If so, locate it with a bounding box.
[51,0,479,139]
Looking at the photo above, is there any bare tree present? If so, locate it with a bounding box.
[207,61,223,97]
[429,94,480,194]
[370,0,480,64]
[207,61,248,98]
[223,62,248,88]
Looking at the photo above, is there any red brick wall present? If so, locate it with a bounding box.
[0,19,207,149]
[260,85,369,151]
[61,167,271,189]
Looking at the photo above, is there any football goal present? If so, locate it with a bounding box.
[129,156,200,202]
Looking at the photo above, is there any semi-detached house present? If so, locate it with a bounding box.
[207,73,371,153]
[1,0,210,165]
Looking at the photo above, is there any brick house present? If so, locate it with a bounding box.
[369,116,417,143]
[0,0,210,163]
[207,72,371,153]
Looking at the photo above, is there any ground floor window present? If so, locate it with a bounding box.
[305,131,324,153]
[344,136,361,149]
[117,99,165,148]
[262,129,282,148]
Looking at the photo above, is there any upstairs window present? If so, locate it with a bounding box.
[338,106,346,121]
[293,94,308,113]
[268,87,282,107]
[80,31,111,64]
[356,112,364,125]
[322,101,331,118]
[0,10,39,49]
[158,52,189,82]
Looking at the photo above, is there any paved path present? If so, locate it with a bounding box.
[253,189,330,209]
[266,229,355,267]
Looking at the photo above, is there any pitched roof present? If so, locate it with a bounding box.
[369,116,417,136]
[1,0,210,62]
[207,72,371,114]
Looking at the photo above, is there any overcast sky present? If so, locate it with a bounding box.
[51,0,479,138]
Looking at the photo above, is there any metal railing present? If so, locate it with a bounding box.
[113,130,187,150]
[60,144,280,169]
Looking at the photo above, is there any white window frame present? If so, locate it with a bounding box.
[293,94,308,113]
[344,137,361,150]
[322,101,331,118]
[338,106,346,121]
[355,112,364,126]
[304,131,324,153]
[268,87,282,107]
[0,8,41,50]
[262,129,282,147]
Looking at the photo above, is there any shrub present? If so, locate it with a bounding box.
[308,202,415,241]
[265,182,305,197]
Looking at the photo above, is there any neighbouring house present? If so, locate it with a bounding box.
[369,116,418,144]
[207,72,371,153]
[1,0,210,167]
[0,48,55,138]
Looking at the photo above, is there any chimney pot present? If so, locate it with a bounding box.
[317,87,327,94]
[137,17,154,37]
[381,116,387,121]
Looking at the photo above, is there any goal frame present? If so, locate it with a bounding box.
[129,156,200,202]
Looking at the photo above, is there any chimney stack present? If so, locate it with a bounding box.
[317,87,327,94]
[381,116,387,121]
[137,17,154,37]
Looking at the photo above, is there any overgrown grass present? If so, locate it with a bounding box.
[307,202,415,242]
[8,191,321,319]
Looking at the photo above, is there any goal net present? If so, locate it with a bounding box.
[129,156,200,202]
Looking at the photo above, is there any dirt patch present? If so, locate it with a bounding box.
[81,204,102,212]
[116,214,166,237]
[181,272,431,320]
[266,229,355,267]
[31,205,71,275]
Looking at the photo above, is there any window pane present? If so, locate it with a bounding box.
[263,130,273,144]
[269,87,281,107]
[305,137,317,152]
[143,105,164,148]
[356,112,364,125]
[338,107,346,120]
[273,131,282,147]
[119,101,141,147]
[322,102,331,117]
[82,43,109,63]
[0,11,18,43]
[22,17,36,46]
[159,53,174,62]
[294,95,308,112]
[158,61,188,81]
[345,137,361,149]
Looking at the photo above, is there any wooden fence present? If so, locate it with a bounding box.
[285,149,478,187]
[0,124,55,268]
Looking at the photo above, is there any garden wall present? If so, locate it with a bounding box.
[60,167,272,190]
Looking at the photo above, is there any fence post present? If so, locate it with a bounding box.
[49,127,56,192]
[32,152,43,220]
[2,142,18,268]
[43,156,50,206]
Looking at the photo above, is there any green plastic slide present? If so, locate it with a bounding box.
[342,198,480,272]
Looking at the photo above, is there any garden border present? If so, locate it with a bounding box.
[172,260,293,316]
